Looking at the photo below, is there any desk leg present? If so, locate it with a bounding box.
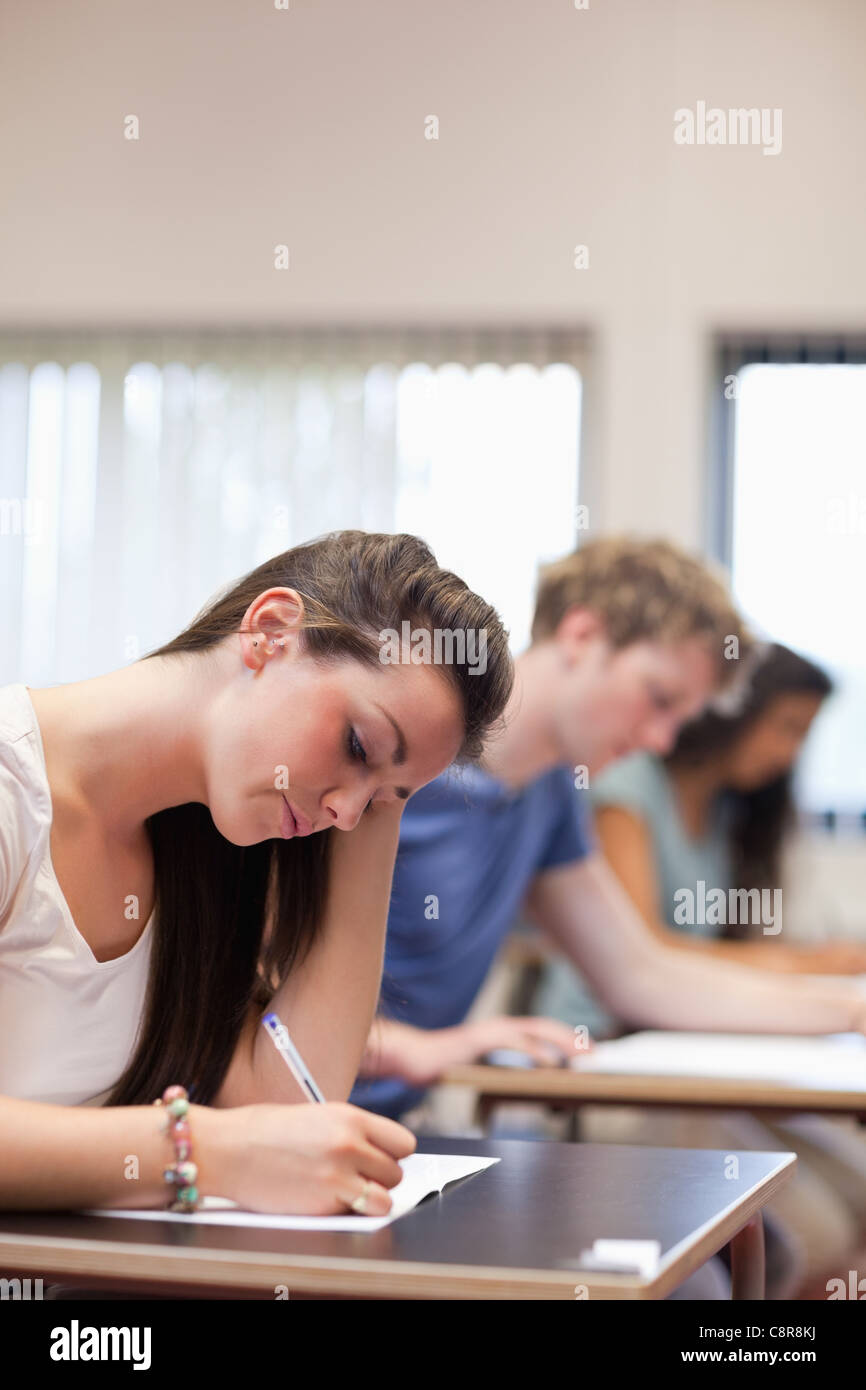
[566,1106,583,1142]
[476,1095,497,1133]
[729,1214,765,1300]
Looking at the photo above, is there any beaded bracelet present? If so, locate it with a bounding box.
[152,1084,199,1213]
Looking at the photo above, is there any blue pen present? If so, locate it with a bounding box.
[261,1011,327,1103]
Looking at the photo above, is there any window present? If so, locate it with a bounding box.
[0,330,585,686]
[715,341,866,818]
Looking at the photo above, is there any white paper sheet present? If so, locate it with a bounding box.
[571,1031,866,1088]
[83,1153,500,1231]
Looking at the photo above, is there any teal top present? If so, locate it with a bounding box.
[532,752,733,1037]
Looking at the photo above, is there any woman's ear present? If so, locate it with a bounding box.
[240,587,306,672]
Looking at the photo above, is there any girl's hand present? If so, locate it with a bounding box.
[209,1101,416,1217]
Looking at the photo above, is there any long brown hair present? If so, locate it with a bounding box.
[107,531,513,1106]
[666,642,832,931]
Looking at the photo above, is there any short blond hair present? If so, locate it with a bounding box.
[531,536,751,685]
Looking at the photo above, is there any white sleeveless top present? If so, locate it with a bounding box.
[0,684,155,1106]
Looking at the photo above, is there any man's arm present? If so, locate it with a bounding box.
[525,851,866,1035]
[595,804,866,975]
[215,802,405,1107]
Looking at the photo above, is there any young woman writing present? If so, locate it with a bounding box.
[0,530,512,1217]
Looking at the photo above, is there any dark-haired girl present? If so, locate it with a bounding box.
[0,530,512,1217]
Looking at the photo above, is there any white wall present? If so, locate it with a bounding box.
[2,0,865,548]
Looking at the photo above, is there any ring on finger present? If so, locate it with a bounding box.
[350,1178,372,1214]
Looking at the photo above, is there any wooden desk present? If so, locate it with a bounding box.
[442,1060,866,1133]
[0,1137,793,1300]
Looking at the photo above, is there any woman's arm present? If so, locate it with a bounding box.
[0,1094,415,1216]
[0,1096,228,1210]
[216,801,405,1107]
[595,805,866,974]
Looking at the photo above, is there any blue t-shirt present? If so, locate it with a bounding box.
[349,761,595,1118]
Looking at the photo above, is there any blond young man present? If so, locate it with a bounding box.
[353,538,866,1119]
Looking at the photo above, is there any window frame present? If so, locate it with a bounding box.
[708,332,866,567]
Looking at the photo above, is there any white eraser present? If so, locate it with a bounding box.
[577,1238,661,1276]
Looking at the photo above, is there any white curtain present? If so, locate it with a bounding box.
[0,330,585,685]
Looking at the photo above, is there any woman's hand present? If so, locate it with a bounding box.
[205,1101,416,1217]
[364,1015,589,1086]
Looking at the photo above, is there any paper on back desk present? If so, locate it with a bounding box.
[572,1031,866,1087]
[83,1153,500,1231]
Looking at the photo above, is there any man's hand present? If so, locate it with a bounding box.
[361,1015,589,1086]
